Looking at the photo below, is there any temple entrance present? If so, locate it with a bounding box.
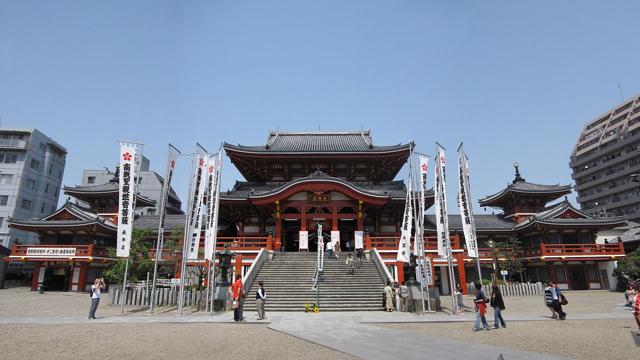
[568,266,588,290]
[282,219,301,252]
[43,266,70,291]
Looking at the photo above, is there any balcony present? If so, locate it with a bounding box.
[368,235,461,252]
[0,139,29,150]
[521,243,625,260]
[149,236,273,261]
[10,244,108,261]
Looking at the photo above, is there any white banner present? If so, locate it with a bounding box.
[422,256,433,285]
[354,230,364,249]
[317,224,324,271]
[434,144,451,259]
[414,155,429,256]
[187,145,208,260]
[330,230,340,247]
[457,144,479,258]
[117,142,139,257]
[27,247,76,257]
[299,231,309,250]
[156,145,179,254]
[397,172,413,263]
[204,154,219,260]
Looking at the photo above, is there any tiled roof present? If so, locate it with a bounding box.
[220,171,418,200]
[479,180,572,207]
[513,201,627,230]
[424,214,515,232]
[8,202,117,231]
[64,182,156,206]
[133,214,231,232]
[224,131,413,154]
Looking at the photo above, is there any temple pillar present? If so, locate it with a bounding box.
[332,206,338,231]
[234,254,243,278]
[301,207,307,231]
[31,264,41,291]
[78,263,89,292]
[456,253,468,294]
[396,261,404,284]
[357,200,364,231]
[365,234,372,250]
[274,200,282,251]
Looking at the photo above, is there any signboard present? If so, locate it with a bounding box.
[330,230,340,247]
[117,142,138,257]
[299,231,309,250]
[354,231,364,249]
[26,248,76,257]
[500,270,508,276]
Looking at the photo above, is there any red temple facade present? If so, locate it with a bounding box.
[8,131,628,293]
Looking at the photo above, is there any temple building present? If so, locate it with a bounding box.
[6,130,628,293]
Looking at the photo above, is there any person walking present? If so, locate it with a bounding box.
[334,240,341,259]
[551,282,567,320]
[346,253,356,275]
[543,282,557,319]
[256,281,267,320]
[88,278,105,320]
[473,283,490,331]
[632,282,640,335]
[326,240,334,259]
[490,284,506,329]
[399,282,410,312]
[454,285,465,315]
[383,280,395,312]
[229,275,244,321]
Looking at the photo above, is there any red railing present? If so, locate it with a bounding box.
[539,243,624,257]
[217,236,271,250]
[368,236,460,251]
[10,244,107,259]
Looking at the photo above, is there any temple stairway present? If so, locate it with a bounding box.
[244,252,385,312]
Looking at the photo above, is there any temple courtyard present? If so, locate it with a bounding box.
[0,288,638,359]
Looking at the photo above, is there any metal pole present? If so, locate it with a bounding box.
[120,257,130,314]
[179,153,197,315]
[210,151,223,314]
[205,259,211,312]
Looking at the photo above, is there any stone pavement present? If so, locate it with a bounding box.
[269,313,571,360]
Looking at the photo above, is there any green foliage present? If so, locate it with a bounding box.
[493,237,525,279]
[104,228,155,284]
[613,247,640,290]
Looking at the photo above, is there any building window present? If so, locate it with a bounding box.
[0,217,3,228]
[54,187,59,197]
[0,152,18,164]
[48,164,53,175]
[26,178,36,190]
[0,174,13,185]
[87,176,96,184]
[0,195,8,206]
[30,159,40,170]
[45,183,49,193]
[21,199,31,210]
[39,143,46,151]
[58,169,62,179]
[41,203,46,213]
[147,209,155,215]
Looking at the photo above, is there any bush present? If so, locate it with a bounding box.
[613,247,640,291]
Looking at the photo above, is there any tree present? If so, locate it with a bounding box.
[492,237,525,282]
[614,247,640,290]
[104,228,155,285]
[158,229,183,279]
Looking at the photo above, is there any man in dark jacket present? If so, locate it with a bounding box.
[490,284,506,329]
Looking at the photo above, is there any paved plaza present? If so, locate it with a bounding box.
[0,288,638,359]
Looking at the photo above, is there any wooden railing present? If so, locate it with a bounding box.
[217,236,272,250]
[368,236,460,251]
[539,243,624,257]
[10,244,107,258]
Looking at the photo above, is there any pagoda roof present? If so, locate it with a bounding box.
[220,170,422,202]
[513,201,626,231]
[224,130,413,154]
[133,214,232,232]
[478,180,572,208]
[64,182,156,207]
[7,201,117,233]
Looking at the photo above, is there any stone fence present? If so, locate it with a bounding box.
[466,282,543,297]
[108,286,207,308]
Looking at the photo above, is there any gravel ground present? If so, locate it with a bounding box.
[379,319,639,360]
[0,323,357,360]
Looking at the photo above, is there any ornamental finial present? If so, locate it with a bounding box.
[513,161,525,183]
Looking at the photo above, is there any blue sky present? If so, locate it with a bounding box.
[1,1,640,213]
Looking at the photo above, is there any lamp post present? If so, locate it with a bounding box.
[217,247,233,286]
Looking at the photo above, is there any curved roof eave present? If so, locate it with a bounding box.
[248,178,391,200]
[223,142,413,155]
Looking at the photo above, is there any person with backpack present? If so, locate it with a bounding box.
[473,282,490,331]
[552,282,567,320]
[88,278,105,320]
[399,281,410,312]
[543,282,557,319]
[490,284,506,329]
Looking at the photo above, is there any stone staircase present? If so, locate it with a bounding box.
[244,252,385,312]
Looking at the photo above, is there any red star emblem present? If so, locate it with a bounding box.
[199,159,205,166]
[209,165,214,173]
[170,160,176,168]
[440,156,445,165]
[123,152,132,161]
[421,163,427,171]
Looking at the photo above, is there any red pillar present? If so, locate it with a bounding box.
[301,207,307,231]
[31,264,40,291]
[357,200,364,231]
[456,253,468,294]
[396,261,404,284]
[234,254,243,278]
[274,200,282,251]
[332,206,338,231]
[365,234,372,250]
[78,264,89,292]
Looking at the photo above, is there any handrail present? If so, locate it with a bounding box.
[242,248,268,290]
[371,248,394,284]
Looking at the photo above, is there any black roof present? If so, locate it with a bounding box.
[133,214,231,232]
[424,214,515,232]
[220,170,419,200]
[479,180,572,207]
[513,201,627,230]
[64,182,156,206]
[224,131,413,154]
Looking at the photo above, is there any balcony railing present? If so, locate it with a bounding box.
[10,244,107,259]
[368,235,460,251]
[538,243,624,258]
[0,139,29,150]
[149,236,273,261]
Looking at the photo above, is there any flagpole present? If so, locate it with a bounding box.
[120,142,144,315]
[150,144,180,314]
[178,152,196,315]
[209,150,223,314]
